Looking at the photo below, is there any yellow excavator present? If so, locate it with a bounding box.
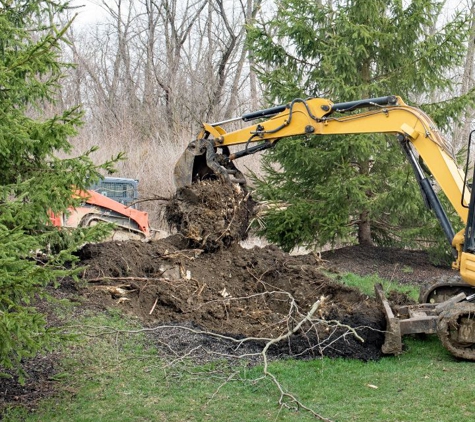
[174,95,475,360]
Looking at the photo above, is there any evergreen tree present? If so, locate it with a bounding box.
[248,0,474,252]
[0,1,118,375]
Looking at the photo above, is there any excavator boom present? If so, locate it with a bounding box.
[175,95,469,249]
[175,96,468,221]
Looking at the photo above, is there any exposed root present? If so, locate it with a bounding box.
[165,180,255,251]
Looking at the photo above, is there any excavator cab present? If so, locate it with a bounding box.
[89,177,139,209]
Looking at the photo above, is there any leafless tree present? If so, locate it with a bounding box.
[66,0,261,133]
[59,0,263,223]
[451,0,475,157]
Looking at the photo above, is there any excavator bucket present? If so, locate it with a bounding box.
[173,143,198,189]
[173,139,247,190]
[173,139,213,190]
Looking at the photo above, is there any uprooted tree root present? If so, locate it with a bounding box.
[165,180,256,251]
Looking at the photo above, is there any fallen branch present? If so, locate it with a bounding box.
[87,276,170,283]
[68,296,366,420]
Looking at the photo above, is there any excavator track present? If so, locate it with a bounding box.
[419,277,475,304]
[437,302,475,360]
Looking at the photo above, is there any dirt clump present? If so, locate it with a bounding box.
[165,180,255,252]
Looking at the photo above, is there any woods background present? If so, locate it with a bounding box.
[60,0,475,230]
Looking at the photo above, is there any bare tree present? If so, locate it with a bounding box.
[66,0,261,131]
[59,0,264,224]
[452,0,475,156]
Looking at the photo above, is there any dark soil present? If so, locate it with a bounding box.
[77,239,387,360]
[0,180,455,415]
[320,245,453,285]
[0,354,60,414]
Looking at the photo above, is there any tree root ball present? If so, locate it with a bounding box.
[165,180,256,251]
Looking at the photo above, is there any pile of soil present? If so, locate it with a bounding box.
[77,238,386,361]
[76,179,454,362]
[71,179,454,362]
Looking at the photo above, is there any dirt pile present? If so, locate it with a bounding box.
[75,180,454,362]
[78,237,386,361]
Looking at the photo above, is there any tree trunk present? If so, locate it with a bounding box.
[358,210,373,246]
[357,58,374,247]
[451,0,475,156]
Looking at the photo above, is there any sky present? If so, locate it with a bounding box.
[69,0,107,26]
[70,0,470,27]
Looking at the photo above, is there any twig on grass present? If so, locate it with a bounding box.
[66,286,375,422]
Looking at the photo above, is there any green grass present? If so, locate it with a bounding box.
[273,337,474,421]
[2,278,474,422]
[330,272,420,301]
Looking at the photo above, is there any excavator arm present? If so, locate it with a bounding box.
[175,94,475,359]
[176,96,467,214]
[175,95,470,269]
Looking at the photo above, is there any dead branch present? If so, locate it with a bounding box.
[65,268,384,422]
[205,371,240,407]
[67,294,353,420]
[161,249,204,260]
[258,299,334,421]
[87,276,169,283]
